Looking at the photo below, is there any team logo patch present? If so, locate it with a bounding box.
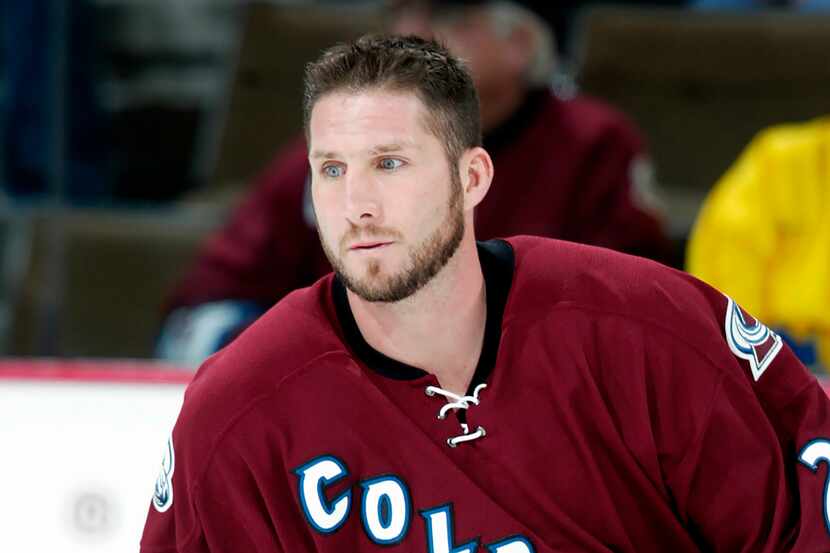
[153,436,175,513]
[724,295,782,381]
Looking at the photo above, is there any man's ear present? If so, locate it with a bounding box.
[459,146,494,210]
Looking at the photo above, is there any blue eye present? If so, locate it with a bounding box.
[323,164,344,178]
[379,158,404,171]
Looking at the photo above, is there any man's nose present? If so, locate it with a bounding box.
[344,171,382,224]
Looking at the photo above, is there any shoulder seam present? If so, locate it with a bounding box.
[673,375,725,474]
[542,301,734,381]
[193,347,349,485]
[139,546,180,553]
[176,348,350,550]
[542,302,745,479]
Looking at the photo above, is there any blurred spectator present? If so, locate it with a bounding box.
[687,117,830,373]
[1,0,111,204]
[157,0,670,365]
[517,1,687,57]
[394,1,688,58]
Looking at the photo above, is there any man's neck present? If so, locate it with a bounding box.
[347,238,486,396]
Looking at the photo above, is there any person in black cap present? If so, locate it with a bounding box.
[389,0,557,136]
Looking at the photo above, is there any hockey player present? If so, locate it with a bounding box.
[142,35,830,552]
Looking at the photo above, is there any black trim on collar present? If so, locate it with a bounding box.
[333,275,429,381]
[483,88,550,155]
[468,238,514,393]
[333,239,515,391]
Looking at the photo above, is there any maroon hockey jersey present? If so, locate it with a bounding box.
[143,235,830,552]
[166,90,670,311]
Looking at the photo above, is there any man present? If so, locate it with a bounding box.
[142,34,830,552]
[157,0,669,366]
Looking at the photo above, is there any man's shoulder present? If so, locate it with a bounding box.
[175,276,347,436]
[157,275,356,503]
[506,236,723,337]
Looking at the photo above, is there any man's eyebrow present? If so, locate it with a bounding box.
[368,143,411,155]
[310,142,415,160]
[309,150,339,160]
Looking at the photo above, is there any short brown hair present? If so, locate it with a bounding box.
[303,34,481,164]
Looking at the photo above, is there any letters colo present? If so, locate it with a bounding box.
[294,455,534,552]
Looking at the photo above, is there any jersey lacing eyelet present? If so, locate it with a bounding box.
[424,383,487,447]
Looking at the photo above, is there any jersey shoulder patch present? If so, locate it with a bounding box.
[153,435,176,513]
[723,295,783,381]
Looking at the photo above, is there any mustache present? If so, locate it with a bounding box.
[339,224,403,249]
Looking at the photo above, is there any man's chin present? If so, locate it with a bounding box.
[338,270,413,303]
[345,277,396,303]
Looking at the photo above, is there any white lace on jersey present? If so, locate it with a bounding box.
[424,383,487,447]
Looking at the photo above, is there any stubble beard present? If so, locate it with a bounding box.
[320,171,465,303]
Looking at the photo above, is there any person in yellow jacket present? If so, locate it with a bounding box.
[687,117,830,372]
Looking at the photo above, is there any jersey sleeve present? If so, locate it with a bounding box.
[140,429,290,553]
[140,424,205,552]
[653,284,830,550]
[140,357,291,552]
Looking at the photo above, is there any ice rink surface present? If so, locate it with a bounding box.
[0,361,189,553]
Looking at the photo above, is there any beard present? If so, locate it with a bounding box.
[320,171,465,303]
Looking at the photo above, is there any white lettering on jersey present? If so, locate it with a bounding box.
[152,435,175,513]
[294,455,534,549]
[294,455,352,533]
[798,438,830,536]
[420,504,478,553]
[724,295,783,381]
[360,476,411,545]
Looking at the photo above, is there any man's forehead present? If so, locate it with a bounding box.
[309,90,438,155]
[311,88,427,120]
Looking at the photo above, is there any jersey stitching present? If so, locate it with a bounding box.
[776,378,820,413]
[672,375,725,484]
[529,302,744,478]
[139,546,180,553]
[542,301,749,386]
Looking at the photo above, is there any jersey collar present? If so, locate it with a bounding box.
[332,239,515,394]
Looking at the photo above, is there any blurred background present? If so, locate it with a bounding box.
[2,0,829,363]
[3,0,830,549]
